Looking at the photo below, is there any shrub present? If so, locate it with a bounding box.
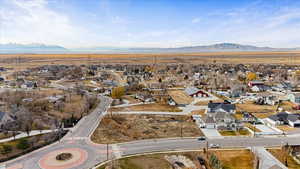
[0,145,12,155]
[16,139,30,150]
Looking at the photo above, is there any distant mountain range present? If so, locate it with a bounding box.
[0,43,299,54]
[0,43,67,53]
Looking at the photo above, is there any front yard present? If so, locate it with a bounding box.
[219,129,251,136]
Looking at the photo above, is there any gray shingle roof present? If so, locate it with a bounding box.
[268,112,300,123]
[184,87,200,96]
[208,103,236,113]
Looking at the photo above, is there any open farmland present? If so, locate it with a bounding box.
[91,114,203,144]
[1,51,300,69]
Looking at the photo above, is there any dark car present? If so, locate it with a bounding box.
[197,136,206,141]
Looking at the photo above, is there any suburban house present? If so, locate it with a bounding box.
[203,102,239,130]
[241,112,256,122]
[251,85,270,92]
[288,92,300,105]
[265,112,300,127]
[203,111,240,130]
[276,82,292,91]
[184,87,209,97]
[135,92,153,102]
[207,102,236,114]
[248,80,264,87]
[0,112,15,126]
[255,95,278,105]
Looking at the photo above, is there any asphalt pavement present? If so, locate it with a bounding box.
[2,96,300,169]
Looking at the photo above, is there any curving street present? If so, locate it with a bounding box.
[1,96,300,169]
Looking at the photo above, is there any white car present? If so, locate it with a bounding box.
[209,144,220,148]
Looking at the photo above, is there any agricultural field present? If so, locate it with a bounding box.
[2,51,300,69]
[91,114,203,144]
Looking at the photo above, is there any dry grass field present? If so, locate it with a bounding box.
[195,99,224,106]
[168,90,193,105]
[98,149,254,169]
[236,101,277,119]
[268,148,300,169]
[109,103,182,112]
[1,51,300,69]
[91,114,203,144]
[245,123,261,132]
[219,129,251,136]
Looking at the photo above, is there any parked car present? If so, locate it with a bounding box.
[197,136,206,141]
[209,144,220,148]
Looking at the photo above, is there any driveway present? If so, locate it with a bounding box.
[201,128,223,138]
[255,125,281,135]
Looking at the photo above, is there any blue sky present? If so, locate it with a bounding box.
[1,0,300,48]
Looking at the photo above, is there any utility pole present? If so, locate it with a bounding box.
[106,143,109,161]
[206,140,209,159]
[180,122,183,138]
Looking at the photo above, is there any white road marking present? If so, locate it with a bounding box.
[111,144,122,159]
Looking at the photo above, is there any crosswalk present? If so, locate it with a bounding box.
[111,144,122,158]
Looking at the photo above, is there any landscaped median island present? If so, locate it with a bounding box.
[91,114,203,144]
[97,149,254,169]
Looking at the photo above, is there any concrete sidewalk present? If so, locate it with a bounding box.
[252,147,288,169]
[0,129,66,143]
[114,111,188,115]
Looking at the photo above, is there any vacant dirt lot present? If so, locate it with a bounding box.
[91,114,203,144]
[236,101,276,119]
[168,90,193,105]
[195,99,224,106]
[110,103,182,112]
[98,149,254,169]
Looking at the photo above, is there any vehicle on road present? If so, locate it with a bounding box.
[197,136,206,141]
[209,143,220,148]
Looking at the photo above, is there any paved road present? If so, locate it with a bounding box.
[117,136,300,157]
[2,96,300,169]
[2,96,112,169]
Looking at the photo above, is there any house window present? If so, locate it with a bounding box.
[295,97,300,103]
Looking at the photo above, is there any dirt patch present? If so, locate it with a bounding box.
[244,123,261,132]
[168,90,193,105]
[277,125,297,132]
[91,114,203,144]
[268,148,300,169]
[237,101,276,119]
[98,149,254,169]
[194,99,223,106]
[109,103,182,112]
[191,109,206,116]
